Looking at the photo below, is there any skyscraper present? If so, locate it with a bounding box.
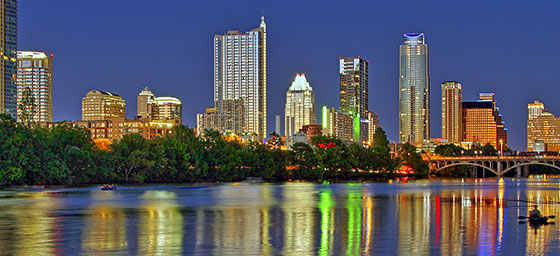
[527,101,560,151]
[340,57,369,143]
[82,90,125,121]
[528,100,544,120]
[399,33,429,143]
[340,57,369,117]
[441,81,462,143]
[462,93,507,148]
[285,73,316,142]
[16,51,53,122]
[208,16,267,141]
[0,0,17,118]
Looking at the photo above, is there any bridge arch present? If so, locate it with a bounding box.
[438,162,498,176]
[500,162,560,176]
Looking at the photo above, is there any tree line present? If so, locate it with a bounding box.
[0,114,434,186]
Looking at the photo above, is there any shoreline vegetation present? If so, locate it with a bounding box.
[0,114,434,186]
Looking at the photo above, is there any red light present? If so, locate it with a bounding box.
[50,54,54,57]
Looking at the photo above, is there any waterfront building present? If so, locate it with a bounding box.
[399,33,430,143]
[16,51,53,122]
[137,87,155,119]
[528,100,544,121]
[0,0,17,118]
[196,99,244,137]
[441,81,462,143]
[198,16,267,141]
[81,90,125,121]
[462,93,507,148]
[321,106,353,143]
[367,111,380,145]
[285,73,316,144]
[527,101,560,152]
[339,57,369,142]
[136,88,182,123]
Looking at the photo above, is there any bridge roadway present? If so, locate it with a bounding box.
[424,156,560,177]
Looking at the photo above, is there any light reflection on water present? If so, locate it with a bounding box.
[0,179,560,255]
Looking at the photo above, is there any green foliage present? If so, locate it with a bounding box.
[398,143,429,177]
[0,116,428,185]
[434,144,466,156]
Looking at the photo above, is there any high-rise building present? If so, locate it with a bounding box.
[137,87,155,119]
[81,90,125,121]
[367,111,380,144]
[0,0,17,119]
[462,93,507,148]
[322,106,353,143]
[528,100,545,120]
[399,33,430,143]
[527,101,560,152]
[275,114,281,136]
[203,16,267,141]
[16,51,53,122]
[153,97,182,123]
[339,57,369,143]
[196,99,244,137]
[339,57,369,117]
[285,73,316,143]
[441,81,462,143]
[136,88,182,123]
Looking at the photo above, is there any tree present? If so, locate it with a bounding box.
[17,87,38,129]
[371,127,397,173]
[434,144,466,156]
[398,142,429,176]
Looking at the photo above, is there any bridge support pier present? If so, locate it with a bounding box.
[523,165,529,178]
[515,166,521,178]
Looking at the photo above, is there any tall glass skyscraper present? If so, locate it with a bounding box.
[285,73,316,143]
[399,33,429,143]
[339,57,369,143]
[212,16,267,141]
[0,0,17,119]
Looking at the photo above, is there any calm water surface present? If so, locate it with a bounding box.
[1,178,560,255]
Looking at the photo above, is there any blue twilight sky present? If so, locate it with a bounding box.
[19,0,560,150]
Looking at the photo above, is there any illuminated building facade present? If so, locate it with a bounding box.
[441,81,462,143]
[81,90,125,121]
[527,101,560,151]
[399,33,430,143]
[49,119,179,140]
[136,88,182,123]
[199,16,267,141]
[196,99,243,137]
[339,57,369,143]
[16,51,53,122]
[0,0,17,118]
[462,93,507,148]
[137,87,155,119]
[285,73,316,143]
[367,111,380,144]
[528,100,544,121]
[322,106,353,143]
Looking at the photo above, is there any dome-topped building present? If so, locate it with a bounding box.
[285,73,316,143]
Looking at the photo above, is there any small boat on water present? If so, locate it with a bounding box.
[528,217,549,224]
[101,184,117,191]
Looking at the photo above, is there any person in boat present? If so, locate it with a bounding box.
[529,205,542,218]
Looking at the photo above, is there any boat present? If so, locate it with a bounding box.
[528,216,549,224]
[101,185,117,191]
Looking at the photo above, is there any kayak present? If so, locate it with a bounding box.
[101,186,117,191]
[528,217,548,224]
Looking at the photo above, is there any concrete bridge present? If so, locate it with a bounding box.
[425,156,560,177]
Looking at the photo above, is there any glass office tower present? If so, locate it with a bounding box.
[399,33,429,143]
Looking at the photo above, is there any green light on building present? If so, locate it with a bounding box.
[322,106,328,128]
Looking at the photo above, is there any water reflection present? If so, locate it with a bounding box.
[1,179,560,255]
[138,190,183,255]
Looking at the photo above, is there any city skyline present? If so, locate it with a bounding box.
[16,0,560,150]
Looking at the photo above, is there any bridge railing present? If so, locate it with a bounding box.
[423,155,560,161]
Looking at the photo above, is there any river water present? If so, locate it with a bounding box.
[0,178,559,255]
